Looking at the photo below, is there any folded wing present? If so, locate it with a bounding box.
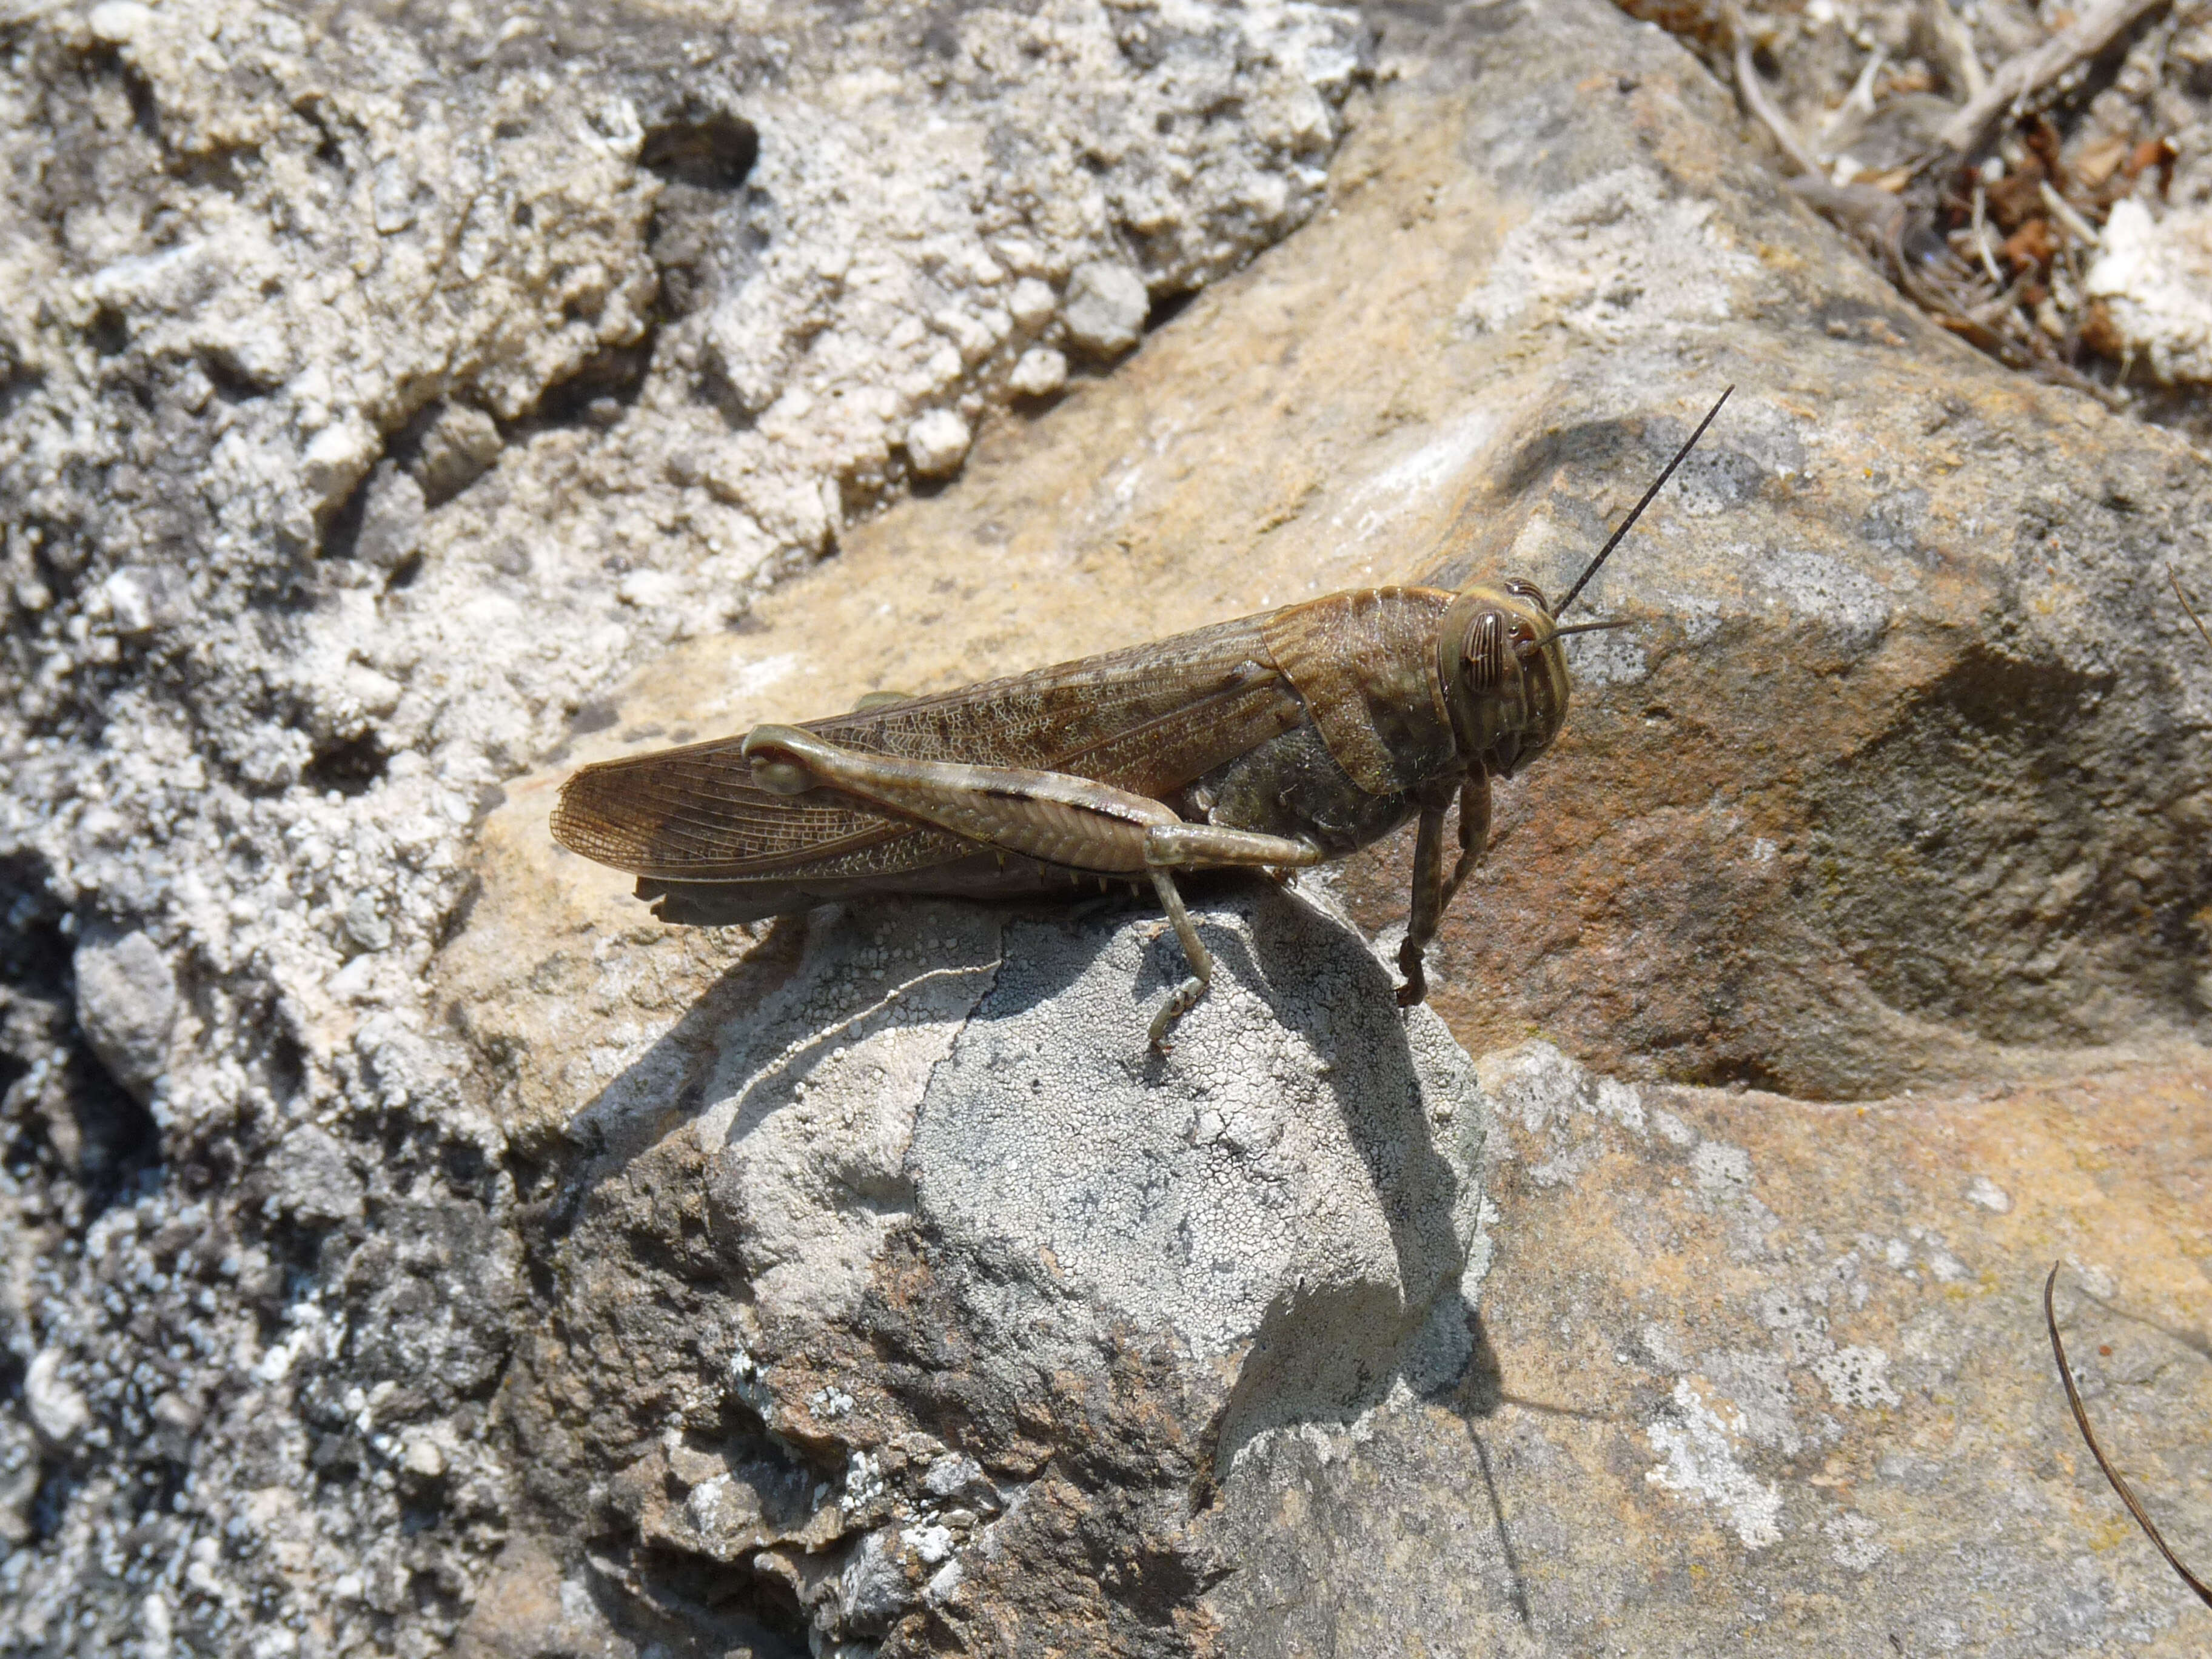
[550,613,1305,884]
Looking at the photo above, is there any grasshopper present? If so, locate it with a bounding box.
[553,389,1731,1047]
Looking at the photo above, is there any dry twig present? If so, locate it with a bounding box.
[1723,4,2128,408]
[2170,568,2212,658]
[2039,179,2103,247]
[2044,1263,2212,1609]
[1730,19,1822,177]
[1922,0,1989,101]
[1938,0,2173,154]
[1729,18,1912,248]
[1970,182,2002,283]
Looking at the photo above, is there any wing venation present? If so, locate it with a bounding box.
[550,612,1302,883]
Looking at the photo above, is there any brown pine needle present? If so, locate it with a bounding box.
[2171,568,2212,659]
[2044,1263,2212,1609]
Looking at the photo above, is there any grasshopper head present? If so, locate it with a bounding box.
[1437,580,1572,778]
[1432,387,1734,782]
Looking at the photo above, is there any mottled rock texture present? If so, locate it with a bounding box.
[484,888,1489,1655]
[5,0,2211,1655]
[0,0,1370,1651]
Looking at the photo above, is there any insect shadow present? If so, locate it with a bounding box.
[1165,886,1488,1465]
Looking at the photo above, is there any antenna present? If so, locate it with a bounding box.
[1555,386,1734,619]
[1546,619,1635,638]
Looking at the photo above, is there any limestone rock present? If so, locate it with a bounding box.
[22,1350,90,1449]
[448,0,2212,1647]
[492,12,2212,1106]
[700,886,1486,1379]
[511,885,1488,1655]
[902,409,974,480]
[1062,260,1151,358]
[268,1124,366,1228]
[0,1,1374,1646]
[1206,1042,2212,1652]
[352,464,427,575]
[2085,200,2212,383]
[409,403,504,505]
[1008,346,1070,398]
[70,926,174,1103]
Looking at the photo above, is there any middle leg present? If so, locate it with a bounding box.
[1396,801,1448,1007]
[1439,768,1492,916]
[1142,820,1326,1048]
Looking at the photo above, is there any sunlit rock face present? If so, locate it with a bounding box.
[7,0,2210,1654]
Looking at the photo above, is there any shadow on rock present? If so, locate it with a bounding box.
[1196,902,1489,1466]
[902,883,1488,1463]
[535,879,1496,1652]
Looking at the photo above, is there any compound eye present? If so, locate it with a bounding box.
[1465,611,1508,690]
[1505,578,1547,609]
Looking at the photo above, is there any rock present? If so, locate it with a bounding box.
[1007,346,1069,398]
[0,0,1374,1646]
[98,568,158,636]
[0,1415,36,1543]
[514,884,1487,1654]
[352,463,426,574]
[447,0,2212,1646]
[341,892,393,954]
[1008,277,1057,334]
[70,927,175,1104]
[920,1453,996,1508]
[695,885,1486,1372]
[903,409,973,478]
[451,1536,652,1659]
[23,1350,89,1447]
[84,2,152,47]
[300,420,382,516]
[1205,1042,2212,1652]
[8,0,2212,1652]
[1061,260,1150,358]
[840,1529,919,1637]
[268,1125,365,1228]
[407,403,503,505]
[2085,200,2212,383]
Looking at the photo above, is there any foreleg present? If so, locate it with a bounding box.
[1396,802,1447,1008]
[1439,768,1492,916]
[1395,771,1491,1008]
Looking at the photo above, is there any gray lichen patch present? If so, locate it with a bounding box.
[546,885,1492,1654]
[699,883,1492,1381]
[909,891,1488,1399]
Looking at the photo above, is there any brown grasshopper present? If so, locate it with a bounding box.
[552,389,1731,1047]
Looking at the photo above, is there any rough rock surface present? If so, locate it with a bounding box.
[1208,1041,2212,1654]
[2090,201,2212,385]
[489,886,1487,1654]
[0,0,1370,1650]
[6,0,2212,1655]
